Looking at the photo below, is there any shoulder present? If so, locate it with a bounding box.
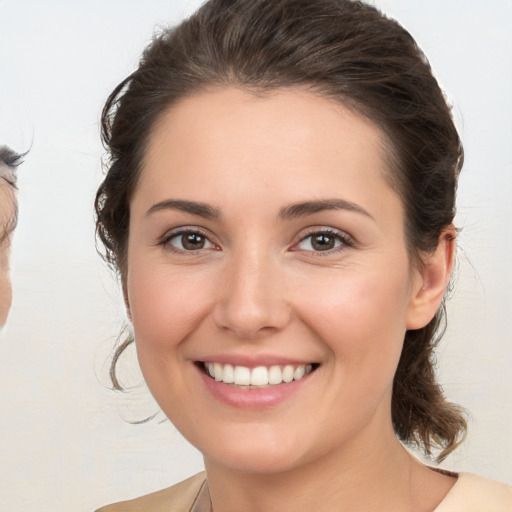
[95,472,206,512]
[435,472,512,512]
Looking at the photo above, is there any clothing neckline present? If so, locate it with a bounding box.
[190,480,212,512]
[190,472,463,512]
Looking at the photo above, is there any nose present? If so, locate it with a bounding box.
[212,245,291,339]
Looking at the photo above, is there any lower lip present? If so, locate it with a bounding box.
[197,365,314,409]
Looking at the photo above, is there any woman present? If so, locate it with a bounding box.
[0,146,22,331]
[95,0,512,510]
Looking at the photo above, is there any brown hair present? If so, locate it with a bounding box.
[96,0,466,461]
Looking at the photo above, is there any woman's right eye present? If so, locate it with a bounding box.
[163,231,215,251]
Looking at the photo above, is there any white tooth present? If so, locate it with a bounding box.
[282,365,294,383]
[208,362,312,385]
[214,362,223,381]
[251,366,269,386]
[268,365,283,385]
[234,366,251,385]
[293,365,306,380]
[222,364,235,384]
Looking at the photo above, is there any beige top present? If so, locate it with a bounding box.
[96,471,512,511]
[433,472,512,512]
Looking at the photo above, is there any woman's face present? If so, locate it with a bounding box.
[0,181,15,329]
[126,88,430,474]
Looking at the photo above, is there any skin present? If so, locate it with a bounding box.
[125,88,456,511]
[0,179,16,328]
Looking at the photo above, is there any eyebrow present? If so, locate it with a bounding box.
[145,198,372,221]
[146,199,221,219]
[279,199,373,220]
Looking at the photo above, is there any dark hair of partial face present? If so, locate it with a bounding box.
[0,146,22,243]
[96,0,466,461]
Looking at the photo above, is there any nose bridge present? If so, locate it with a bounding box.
[214,239,289,337]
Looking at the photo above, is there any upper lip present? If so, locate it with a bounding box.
[195,354,318,367]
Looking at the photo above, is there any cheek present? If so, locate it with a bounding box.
[0,246,12,327]
[0,274,12,327]
[292,267,411,441]
[127,261,215,361]
[296,262,412,376]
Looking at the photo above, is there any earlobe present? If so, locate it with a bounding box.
[406,226,456,330]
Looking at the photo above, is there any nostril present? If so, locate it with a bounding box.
[212,298,291,339]
[211,263,291,337]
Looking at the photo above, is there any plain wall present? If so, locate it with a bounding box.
[0,1,510,511]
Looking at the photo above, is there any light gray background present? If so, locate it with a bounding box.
[0,1,511,511]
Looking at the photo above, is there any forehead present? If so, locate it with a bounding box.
[131,86,407,258]
[139,87,395,202]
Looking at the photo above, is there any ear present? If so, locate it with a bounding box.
[406,226,456,330]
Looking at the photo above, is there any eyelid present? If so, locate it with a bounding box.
[290,226,355,254]
[157,225,355,255]
[158,226,219,252]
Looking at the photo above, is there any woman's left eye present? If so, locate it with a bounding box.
[164,231,215,251]
[295,231,347,252]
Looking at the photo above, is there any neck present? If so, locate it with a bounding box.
[204,422,431,512]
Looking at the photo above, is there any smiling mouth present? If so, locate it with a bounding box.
[197,361,319,388]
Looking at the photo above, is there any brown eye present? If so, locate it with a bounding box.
[296,231,344,252]
[311,233,335,251]
[166,231,214,251]
[182,233,206,250]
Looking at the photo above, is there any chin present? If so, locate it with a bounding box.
[205,447,306,476]
[192,423,320,476]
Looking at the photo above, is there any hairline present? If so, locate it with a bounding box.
[127,82,418,261]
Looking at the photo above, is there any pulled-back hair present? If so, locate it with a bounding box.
[96,0,466,461]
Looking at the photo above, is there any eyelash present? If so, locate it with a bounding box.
[159,228,217,254]
[292,228,354,256]
[159,227,354,255]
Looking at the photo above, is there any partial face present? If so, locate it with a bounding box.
[126,88,425,474]
[0,180,16,328]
